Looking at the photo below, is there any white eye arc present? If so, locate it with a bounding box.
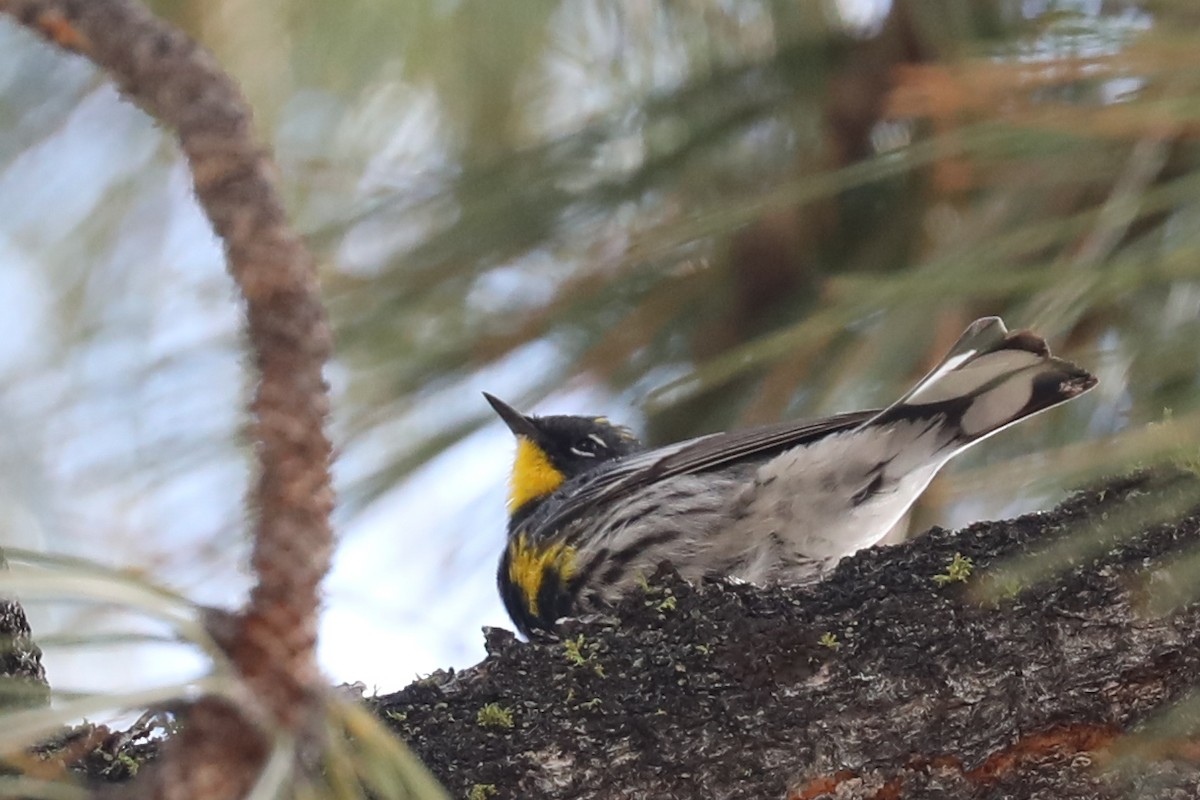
[569,433,609,458]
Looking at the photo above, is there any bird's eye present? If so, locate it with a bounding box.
[569,434,607,458]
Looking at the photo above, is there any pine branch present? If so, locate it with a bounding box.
[0,2,335,797]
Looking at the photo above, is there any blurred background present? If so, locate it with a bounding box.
[1,0,1198,697]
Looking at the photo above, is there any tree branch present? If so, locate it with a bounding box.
[377,471,1200,799]
[0,1,335,797]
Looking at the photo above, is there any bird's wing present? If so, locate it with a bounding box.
[531,316,1098,539]
[534,408,879,533]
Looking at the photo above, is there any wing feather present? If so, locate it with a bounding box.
[536,409,878,534]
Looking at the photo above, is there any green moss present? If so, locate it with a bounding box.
[818,632,840,650]
[563,634,589,666]
[468,784,498,800]
[99,750,140,778]
[116,753,139,776]
[476,703,514,729]
[933,553,974,586]
[563,634,605,676]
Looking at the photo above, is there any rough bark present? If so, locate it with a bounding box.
[0,552,48,710]
[374,470,1200,800]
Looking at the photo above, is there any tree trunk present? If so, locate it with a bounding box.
[377,470,1200,800]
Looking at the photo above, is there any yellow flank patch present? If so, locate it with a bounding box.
[508,535,578,617]
[508,436,566,514]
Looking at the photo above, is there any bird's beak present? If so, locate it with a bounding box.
[483,393,540,439]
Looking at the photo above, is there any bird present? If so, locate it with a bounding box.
[487,317,1097,636]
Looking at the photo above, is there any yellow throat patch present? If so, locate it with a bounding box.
[507,534,578,617]
[508,436,566,515]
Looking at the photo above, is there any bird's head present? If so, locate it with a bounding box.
[484,393,640,525]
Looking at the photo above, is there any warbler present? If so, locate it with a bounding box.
[489,317,1097,636]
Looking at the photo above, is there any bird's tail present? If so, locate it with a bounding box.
[868,317,1097,448]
